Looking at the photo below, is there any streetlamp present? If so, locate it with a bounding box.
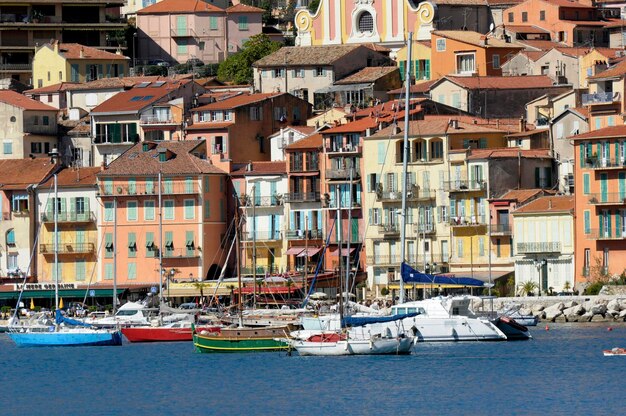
[534,259,546,296]
[133,32,138,70]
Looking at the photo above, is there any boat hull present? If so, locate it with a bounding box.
[193,326,290,352]
[492,317,532,341]
[8,330,123,347]
[603,348,626,356]
[122,326,220,342]
[292,336,414,356]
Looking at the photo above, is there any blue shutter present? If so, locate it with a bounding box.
[377,143,385,164]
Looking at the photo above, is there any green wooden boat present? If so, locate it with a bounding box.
[193,325,290,352]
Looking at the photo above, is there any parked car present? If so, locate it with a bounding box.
[186,58,204,67]
[149,59,170,67]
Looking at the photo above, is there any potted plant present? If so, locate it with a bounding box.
[30,9,43,23]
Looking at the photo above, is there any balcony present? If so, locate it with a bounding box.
[285,229,323,240]
[325,167,360,180]
[40,243,95,255]
[170,28,197,38]
[378,223,400,236]
[284,192,320,203]
[584,157,626,170]
[444,180,486,193]
[516,241,562,254]
[366,254,402,266]
[41,211,95,223]
[239,194,283,207]
[582,92,620,106]
[376,187,436,202]
[163,248,200,258]
[0,63,31,71]
[412,223,436,235]
[587,228,626,240]
[450,216,487,227]
[241,231,282,242]
[490,224,512,235]
[139,115,178,127]
[588,193,626,205]
[325,145,362,155]
[240,265,279,275]
[99,182,198,196]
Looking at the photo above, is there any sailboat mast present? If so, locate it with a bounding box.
[113,196,117,312]
[345,167,353,301]
[399,32,413,304]
[252,184,257,309]
[158,171,163,306]
[54,173,59,311]
[235,195,244,327]
[336,186,343,324]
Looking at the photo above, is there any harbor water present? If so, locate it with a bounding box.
[2,323,625,415]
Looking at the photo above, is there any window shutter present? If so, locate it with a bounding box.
[616,213,621,237]
[579,143,585,166]
[545,167,552,187]
[425,60,430,79]
[608,211,613,238]
[535,167,540,187]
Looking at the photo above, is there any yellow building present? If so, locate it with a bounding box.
[32,41,129,89]
[579,48,622,89]
[395,40,431,82]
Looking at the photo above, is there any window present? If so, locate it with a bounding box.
[583,173,590,194]
[7,253,17,272]
[204,200,210,220]
[186,231,195,256]
[104,201,114,221]
[583,248,590,275]
[75,197,85,214]
[357,11,374,33]
[603,248,609,272]
[164,178,173,194]
[184,199,195,219]
[165,231,174,255]
[6,229,15,246]
[43,116,49,125]
[12,195,28,212]
[493,54,500,69]
[250,106,262,120]
[144,200,155,220]
[177,38,188,54]
[127,262,137,280]
[522,11,527,22]
[71,64,79,82]
[3,141,13,155]
[210,16,218,30]
[436,38,446,52]
[127,201,138,221]
[31,142,42,154]
[105,233,114,258]
[128,232,137,258]
[47,94,53,103]
[508,12,514,22]
[185,177,194,193]
[146,232,156,257]
[164,200,175,220]
[273,68,284,78]
[456,53,475,74]
[238,15,248,30]
[75,259,86,281]
[584,210,591,234]
[315,67,325,77]
[540,10,545,21]
[104,263,113,280]
[293,68,304,78]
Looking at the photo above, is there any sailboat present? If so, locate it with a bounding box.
[192,192,291,352]
[8,151,122,347]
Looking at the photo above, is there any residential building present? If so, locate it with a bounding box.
[321,66,402,109]
[268,125,316,161]
[512,195,575,295]
[0,90,58,160]
[35,167,100,284]
[122,0,230,18]
[185,92,312,173]
[551,106,589,194]
[584,58,625,130]
[294,0,491,48]
[90,79,201,167]
[0,158,57,280]
[96,140,229,286]
[395,40,431,83]
[24,82,78,110]
[578,47,625,88]
[501,50,549,76]
[252,45,392,109]
[136,0,263,66]
[32,42,129,89]
[428,75,568,118]
[0,0,126,84]
[572,126,626,285]
[231,161,288,276]
[430,31,523,79]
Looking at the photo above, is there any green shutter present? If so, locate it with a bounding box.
[186,230,195,256]
[185,199,194,219]
[105,233,113,258]
[616,213,621,238]
[204,200,210,220]
[104,263,113,280]
[128,262,136,280]
[128,232,136,258]
[450,197,456,217]
[535,167,540,187]
[583,173,590,195]
[608,211,612,238]
[399,61,406,82]
[425,60,431,79]
[584,211,590,234]
[75,260,86,281]
[580,143,585,166]
[128,123,138,142]
[619,172,626,199]
[146,232,155,257]
[203,176,210,193]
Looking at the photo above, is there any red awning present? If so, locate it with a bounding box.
[297,247,322,257]
[285,247,305,255]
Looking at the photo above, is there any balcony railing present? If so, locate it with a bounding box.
[99,182,198,196]
[241,231,282,241]
[163,248,200,258]
[285,229,323,240]
[0,63,31,71]
[365,254,434,266]
[139,115,177,125]
[450,216,487,227]
[490,224,512,235]
[587,228,626,240]
[378,223,400,235]
[41,211,95,223]
[376,187,436,202]
[325,145,362,154]
[40,243,95,255]
[412,223,436,234]
[170,28,197,37]
[239,195,283,207]
[582,92,620,106]
[444,180,486,192]
[588,193,626,205]
[516,241,562,254]
[284,192,320,203]
[584,157,626,170]
[325,167,360,179]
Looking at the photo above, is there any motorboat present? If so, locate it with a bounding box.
[603,347,626,356]
[88,301,157,328]
[122,320,221,343]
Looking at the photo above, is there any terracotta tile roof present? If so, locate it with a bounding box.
[54,43,128,61]
[571,125,626,140]
[285,133,323,150]
[99,140,226,176]
[513,195,575,214]
[0,90,57,111]
[603,19,626,29]
[253,45,363,67]
[505,25,550,34]
[226,4,264,13]
[352,99,421,118]
[589,47,624,60]
[25,82,80,94]
[186,121,234,130]
[137,0,223,14]
[193,92,280,111]
[363,43,391,53]
[0,158,57,190]
[562,20,608,27]
[552,47,589,57]
[570,106,589,118]
[67,76,184,91]
[388,80,438,95]
[290,126,316,135]
[422,114,522,131]
[486,0,524,4]
[432,31,524,49]
[231,161,286,176]
[521,50,548,61]
[517,40,567,51]
[323,117,380,134]
[372,118,506,138]
[589,58,626,79]
[439,75,556,90]
[543,0,594,7]
[467,148,552,160]
[498,189,544,203]
[91,79,191,114]
[335,66,398,84]
[40,167,100,188]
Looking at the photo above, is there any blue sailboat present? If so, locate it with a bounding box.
[7,151,122,347]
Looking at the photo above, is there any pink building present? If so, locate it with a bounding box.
[96,140,229,288]
[136,0,263,65]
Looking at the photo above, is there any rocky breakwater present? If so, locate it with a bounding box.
[490,296,626,323]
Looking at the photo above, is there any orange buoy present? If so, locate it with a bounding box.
[545,325,549,331]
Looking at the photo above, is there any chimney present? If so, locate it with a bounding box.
[496,119,500,129]
[100,162,106,172]
[79,47,84,59]
[246,161,253,172]
[519,116,526,133]
[393,123,400,135]
[480,36,488,47]
[54,40,59,53]
[548,199,552,209]
[450,119,459,129]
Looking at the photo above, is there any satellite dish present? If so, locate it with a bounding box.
[489,23,495,32]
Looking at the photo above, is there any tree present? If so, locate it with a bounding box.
[217,34,282,84]
[308,0,320,14]
[521,281,538,296]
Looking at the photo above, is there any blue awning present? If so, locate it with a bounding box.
[401,263,485,287]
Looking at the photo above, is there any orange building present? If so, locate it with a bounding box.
[430,31,522,79]
[96,140,229,289]
[584,59,626,131]
[572,125,626,284]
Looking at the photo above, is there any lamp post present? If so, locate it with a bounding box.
[535,259,546,296]
[133,32,137,70]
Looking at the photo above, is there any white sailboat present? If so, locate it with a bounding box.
[8,150,122,347]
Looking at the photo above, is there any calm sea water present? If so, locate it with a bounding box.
[1,323,625,415]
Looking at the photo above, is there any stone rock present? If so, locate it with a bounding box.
[591,314,609,322]
[519,308,532,316]
[544,303,564,321]
[619,309,626,318]
[590,304,607,315]
[607,299,623,312]
[599,286,614,295]
[554,314,567,323]
[566,315,580,323]
[580,313,593,322]
[532,304,545,313]
[563,304,584,317]
[535,311,546,320]
[563,301,578,309]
